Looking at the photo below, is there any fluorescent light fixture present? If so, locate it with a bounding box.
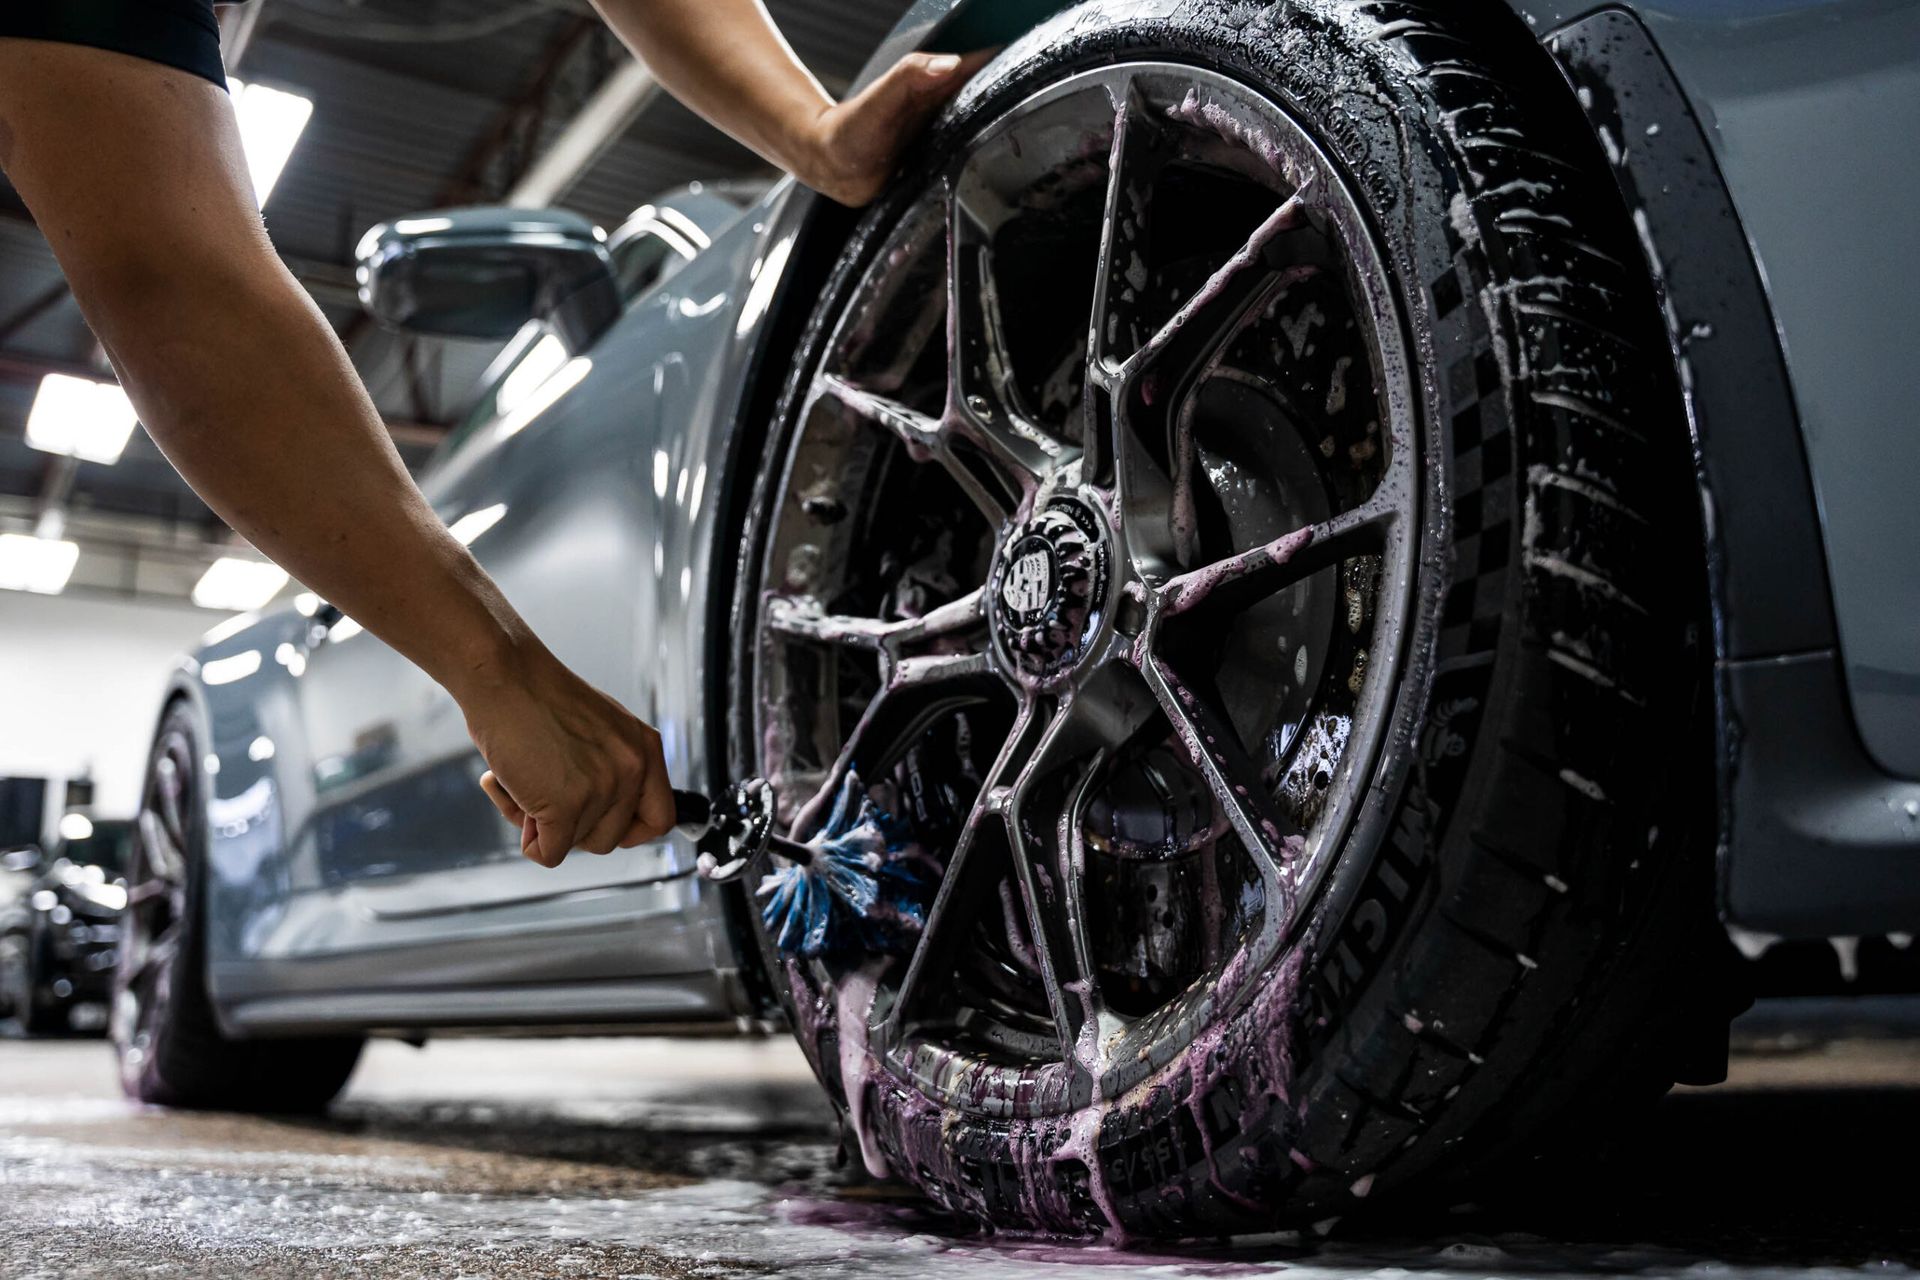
[0,533,80,595]
[201,650,263,686]
[328,615,365,643]
[294,591,321,617]
[193,556,289,611]
[448,504,507,546]
[248,736,277,762]
[496,334,569,416]
[495,356,591,441]
[59,813,94,842]
[227,78,314,207]
[25,374,139,465]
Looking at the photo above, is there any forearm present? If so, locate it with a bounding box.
[590,0,832,179]
[0,48,540,703]
[89,258,537,699]
[0,40,675,865]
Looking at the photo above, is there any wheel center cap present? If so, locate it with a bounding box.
[1000,539,1058,621]
[990,495,1111,680]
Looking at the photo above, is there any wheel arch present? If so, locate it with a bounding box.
[697,187,862,1016]
[157,631,308,1028]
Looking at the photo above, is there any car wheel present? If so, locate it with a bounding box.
[113,700,364,1111]
[732,0,1723,1237]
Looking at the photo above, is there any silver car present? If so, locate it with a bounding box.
[116,0,1920,1238]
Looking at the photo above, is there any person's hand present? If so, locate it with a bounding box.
[796,50,993,206]
[462,646,675,867]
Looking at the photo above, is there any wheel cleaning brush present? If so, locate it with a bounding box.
[674,774,934,959]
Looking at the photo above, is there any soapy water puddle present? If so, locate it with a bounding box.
[0,1034,1914,1278]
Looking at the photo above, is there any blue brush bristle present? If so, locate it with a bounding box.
[758,773,934,959]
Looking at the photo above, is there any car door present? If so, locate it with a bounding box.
[271,222,711,990]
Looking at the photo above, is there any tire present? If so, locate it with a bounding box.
[731,0,1722,1238]
[113,700,363,1112]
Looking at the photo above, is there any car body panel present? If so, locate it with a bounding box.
[1529,2,1920,932]
[1513,0,1920,777]
[190,188,819,1027]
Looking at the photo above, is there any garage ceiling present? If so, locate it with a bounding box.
[0,0,908,605]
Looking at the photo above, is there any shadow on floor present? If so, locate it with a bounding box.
[257,1060,1918,1268]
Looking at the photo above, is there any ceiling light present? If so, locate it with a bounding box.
[447,504,507,546]
[0,533,80,595]
[25,373,139,465]
[193,556,289,611]
[228,78,314,207]
[59,812,94,842]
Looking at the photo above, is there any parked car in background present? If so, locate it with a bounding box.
[0,814,129,1034]
[115,0,1919,1238]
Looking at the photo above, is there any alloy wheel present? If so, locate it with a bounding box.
[755,63,1417,1115]
[113,724,196,1077]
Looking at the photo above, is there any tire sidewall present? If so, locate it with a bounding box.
[114,702,215,1102]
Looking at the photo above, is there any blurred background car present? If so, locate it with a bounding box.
[0,811,129,1034]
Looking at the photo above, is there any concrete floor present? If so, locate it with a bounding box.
[1,1014,1915,1279]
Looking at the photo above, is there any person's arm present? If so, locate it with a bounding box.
[0,39,673,868]
[590,0,987,206]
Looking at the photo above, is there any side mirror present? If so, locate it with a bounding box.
[356,207,621,351]
[1,846,43,873]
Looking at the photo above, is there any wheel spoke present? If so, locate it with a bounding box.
[1087,80,1173,382]
[787,650,1001,839]
[152,750,189,853]
[124,878,177,909]
[1083,80,1171,490]
[1134,652,1305,899]
[135,808,187,886]
[883,697,1045,1040]
[812,374,1013,524]
[816,373,942,458]
[945,178,1063,506]
[1107,194,1317,568]
[124,922,180,986]
[1120,193,1315,398]
[1159,485,1400,622]
[997,698,1097,1060]
[764,586,986,658]
[998,692,1131,1073]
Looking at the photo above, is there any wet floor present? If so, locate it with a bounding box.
[1,1007,1915,1279]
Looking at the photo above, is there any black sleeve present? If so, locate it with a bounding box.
[0,0,228,89]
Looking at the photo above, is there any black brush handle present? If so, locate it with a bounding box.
[671,788,711,835]
[763,833,815,866]
[674,784,812,872]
